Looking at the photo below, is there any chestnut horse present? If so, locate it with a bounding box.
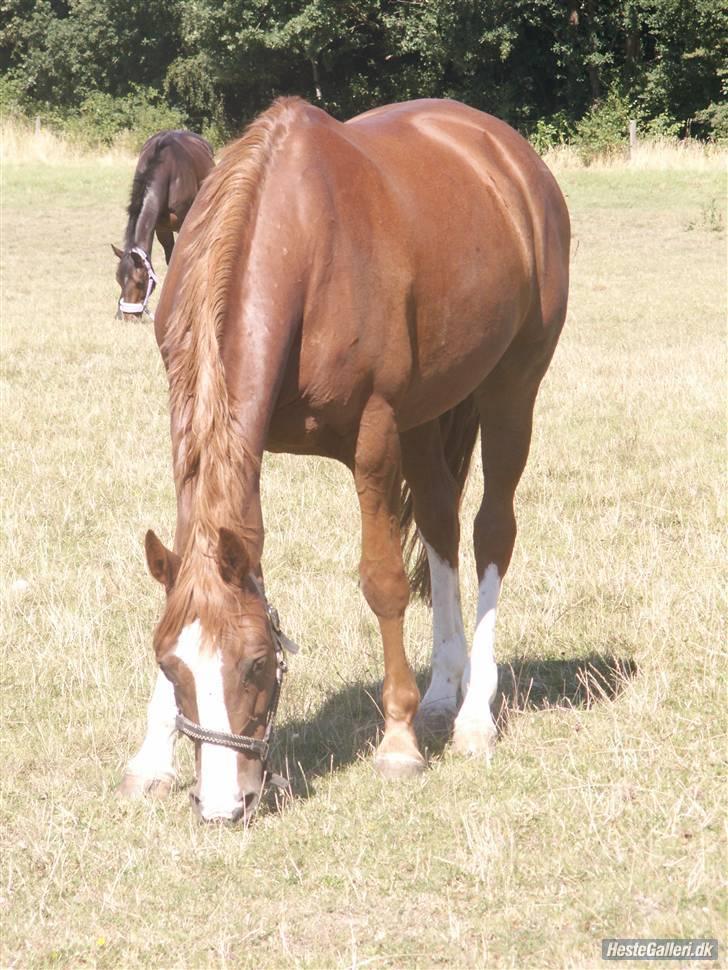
[112,130,214,320]
[119,98,570,822]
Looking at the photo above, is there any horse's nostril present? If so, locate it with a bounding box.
[189,789,259,824]
[233,791,260,824]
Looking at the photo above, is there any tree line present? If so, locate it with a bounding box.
[1,0,725,150]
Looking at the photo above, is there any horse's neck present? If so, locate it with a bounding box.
[169,340,270,568]
[129,179,162,253]
[174,457,264,563]
[168,137,307,565]
[173,298,298,567]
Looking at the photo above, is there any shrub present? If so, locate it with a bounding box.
[529,112,574,154]
[62,86,187,150]
[573,88,637,164]
[643,112,682,139]
[0,76,25,118]
[692,102,728,143]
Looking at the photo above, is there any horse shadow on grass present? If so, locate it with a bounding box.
[266,652,637,806]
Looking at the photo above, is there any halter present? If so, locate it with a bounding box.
[174,603,291,792]
[116,246,158,319]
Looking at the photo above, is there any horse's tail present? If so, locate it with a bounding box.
[400,394,480,602]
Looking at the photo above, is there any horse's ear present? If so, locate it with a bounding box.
[145,530,181,590]
[112,244,124,260]
[217,528,250,588]
[129,250,144,267]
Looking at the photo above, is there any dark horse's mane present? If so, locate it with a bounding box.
[123,134,173,247]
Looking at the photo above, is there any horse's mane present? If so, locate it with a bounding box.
[124,133,181,247]
[156,98,305,645]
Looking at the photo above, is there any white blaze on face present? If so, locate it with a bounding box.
[174,620,242,820]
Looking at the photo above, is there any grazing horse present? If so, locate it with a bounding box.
[112,130,214,320]
[119,97,570,822]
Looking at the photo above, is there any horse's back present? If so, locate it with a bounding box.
[138,130,214,229]
[136,130,213,178]
[270,99,569,425]
[347,99,570,329]
[139,128,212,155]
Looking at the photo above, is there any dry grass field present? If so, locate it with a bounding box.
[1,132,726,968]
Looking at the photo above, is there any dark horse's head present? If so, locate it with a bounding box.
[112,244,157,321]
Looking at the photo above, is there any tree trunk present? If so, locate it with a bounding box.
[310,57,322,102]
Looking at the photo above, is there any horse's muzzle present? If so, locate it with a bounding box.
[189,789,260,824]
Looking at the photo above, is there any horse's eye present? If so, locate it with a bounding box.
[236,650,268,681]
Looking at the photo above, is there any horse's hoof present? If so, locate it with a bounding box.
[414,704,457,741]
[374,751,426,780]
[117,773,173,800]
[452,718,497,760]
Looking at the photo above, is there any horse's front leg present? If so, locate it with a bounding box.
[118,670,178,798]
[156,228,174,265]
[354,397,425,779]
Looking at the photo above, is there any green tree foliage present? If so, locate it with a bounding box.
[1,0,182,111]
[1,0,725,143]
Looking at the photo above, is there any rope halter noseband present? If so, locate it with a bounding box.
[116,246,158,319]
[174,603,291,791]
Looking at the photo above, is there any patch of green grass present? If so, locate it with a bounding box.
[685,198,725,233]
[558,169,726,213]
[2,160,133,210]
[1,157,725,968]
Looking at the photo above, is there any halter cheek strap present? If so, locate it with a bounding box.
[117,247,158,319]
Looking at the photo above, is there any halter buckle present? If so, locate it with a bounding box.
[267,604,282,635]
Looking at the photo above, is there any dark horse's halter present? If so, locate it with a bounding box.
[174,604,290,792]
[116,246,158,320]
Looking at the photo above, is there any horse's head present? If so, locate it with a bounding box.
[144,528,283,822]
[112,244,156,320]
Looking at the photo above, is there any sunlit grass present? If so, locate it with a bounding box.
[544,137,727,171]
[1,153,725,968]
[0,118,136,165]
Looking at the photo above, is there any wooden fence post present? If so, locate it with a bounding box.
[629,119,638,159]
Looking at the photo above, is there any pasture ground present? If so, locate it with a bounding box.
[1,150,726,968]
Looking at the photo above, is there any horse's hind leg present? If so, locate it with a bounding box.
[400,421,468,734]
[118,670,177,799]
[354,396,425,778]
[453,347,553,758]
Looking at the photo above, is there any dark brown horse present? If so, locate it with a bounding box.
[119,98,570,822]
[112,130,214,320]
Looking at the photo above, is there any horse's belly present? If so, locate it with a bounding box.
[396,308,524,430]
[272,247,531,445]
[269,284,528,451]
